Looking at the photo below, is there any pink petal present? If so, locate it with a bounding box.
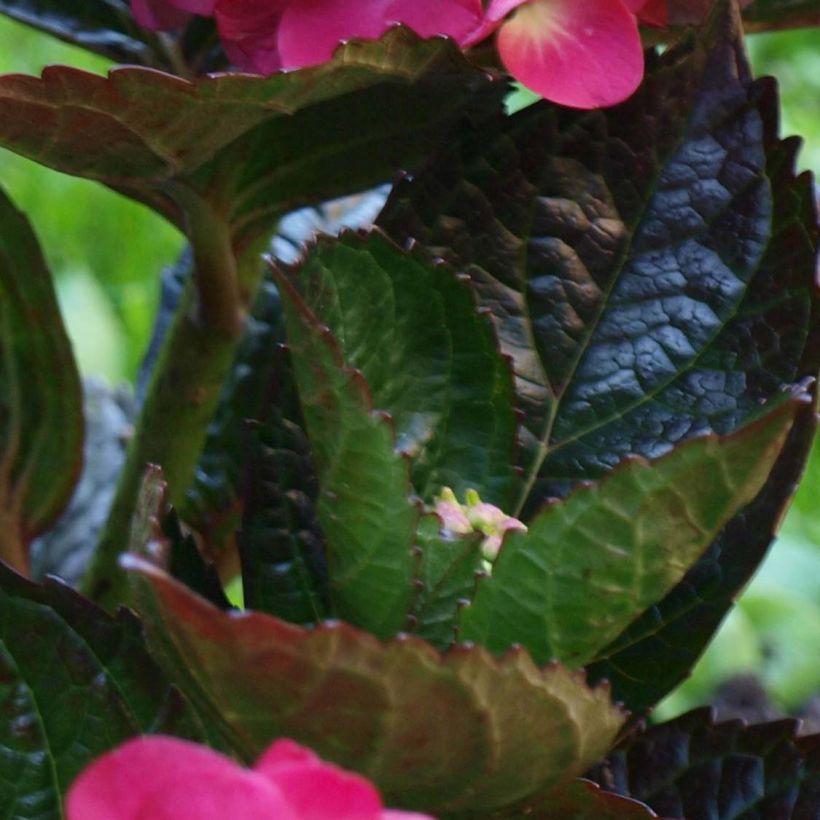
[256,741,384,818]
[214,0,288,73]
[67,737,254,820]
[136,770,297,820]
[277,0,484,70]
[494,0,644,108]
[255,740,435,819]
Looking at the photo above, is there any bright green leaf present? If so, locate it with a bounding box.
[287,229,518,507]
[0,563,205,818]
[274,272,419,638]
[459,396,801,666]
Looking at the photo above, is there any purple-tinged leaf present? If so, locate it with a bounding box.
[588,708,820,818]
[126,556,626,815]
[410,513,485,649]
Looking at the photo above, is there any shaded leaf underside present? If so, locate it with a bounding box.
[275,272,419,638]
[588,708,820,818]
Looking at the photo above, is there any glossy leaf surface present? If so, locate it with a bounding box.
[0,563,204,818]
[459,396,801,666]
[586,87,820,712]
[0,29,504,248]
[126,557,626,815]
[0,184,83,572]
[378,1,820,707]
[285,229,518,508]
[275,273,419,638]
[588,708,820,818]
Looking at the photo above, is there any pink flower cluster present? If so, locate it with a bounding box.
[132,0,668,109]
[68,736,433,819]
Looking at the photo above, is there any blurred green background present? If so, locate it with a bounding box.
[0,14,818,717]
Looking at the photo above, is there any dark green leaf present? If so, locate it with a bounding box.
[378,2,819,707]
[0,183,83,573]
[129,465,230,610]
[286,229,518,508]
[459,396,801,666]
[0,562,205,818]
[0,0,167,67]
[379,1,784,511]
[126,557,626,815]
[410,514,484,649]
[0,29,505,250]
[238,415,328,624]
[588,708,820,818]
[586,84,820,713]
[274,272,419,638]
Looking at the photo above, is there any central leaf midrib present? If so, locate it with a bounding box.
[519,107,765,508]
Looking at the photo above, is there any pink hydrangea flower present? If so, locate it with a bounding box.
[67,736,433,820]
[131,0,670,108]
[435,487,527,561]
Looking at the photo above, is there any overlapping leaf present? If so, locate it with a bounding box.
[588,708,820,817]
[409,514,485,649]
[378,1,820,708]
[274,272,419,638]
[586,83,820,713]
[459,396,801,666]
[0,29,505,248]
[285,230,518,508]
[0,562,205,818]
[238,415,328,623]
[0,184,83,573]
[126,556,626,815]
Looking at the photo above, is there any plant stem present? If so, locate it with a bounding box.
[81,194,254,608]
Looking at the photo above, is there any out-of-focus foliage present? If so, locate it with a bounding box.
[749,29,820,172]
[0,15,184,381]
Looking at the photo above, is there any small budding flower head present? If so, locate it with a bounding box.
[434,487,527,562]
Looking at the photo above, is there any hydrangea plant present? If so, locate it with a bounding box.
[0,0,818,817]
